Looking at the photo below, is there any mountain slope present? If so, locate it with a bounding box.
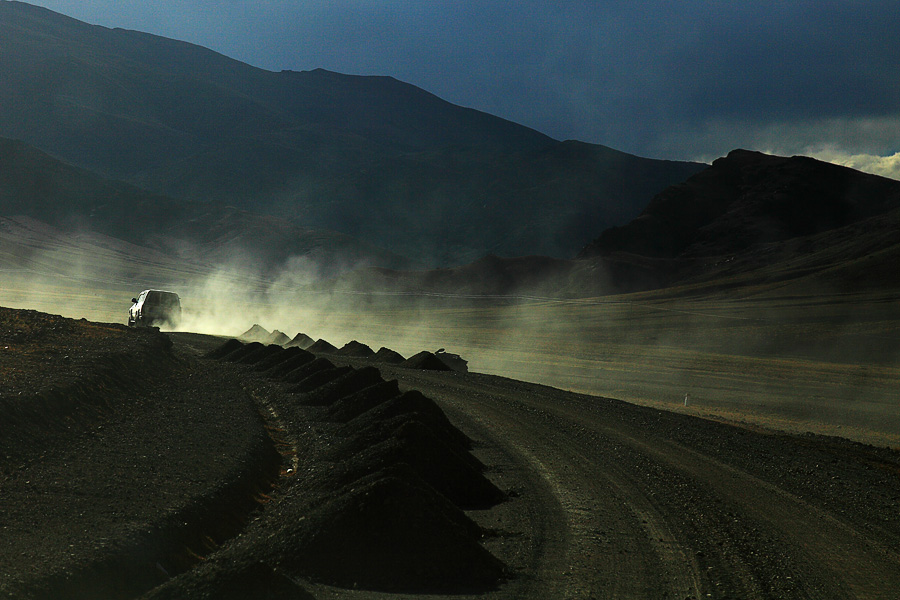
[580,149,900,260]
[329,150,900,299]
[0,136,413,274]
[0,1,704,264]
[579,149,900,293]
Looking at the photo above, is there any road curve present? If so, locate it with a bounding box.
[378,366,900,600]
[8,319,898,599]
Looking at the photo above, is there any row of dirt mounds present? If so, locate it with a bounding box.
[239,323,468,372]
[239,323,292,346]
[145,338,508,598]
[2,311,509,599]
[0,308,282,600]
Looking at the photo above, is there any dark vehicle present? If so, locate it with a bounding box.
[435,348,468,373]
[128,289,182,328]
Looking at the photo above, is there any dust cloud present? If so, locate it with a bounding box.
[2,228,900,447]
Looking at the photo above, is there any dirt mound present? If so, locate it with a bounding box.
[294,366,385,407]
[200,338,507,593]
[264,330,291,346]
[348,389,474,451]
[291,365,353,393]
[337,339,375,357]
[305,463,482,535]
[219,341,265,362]
[237,344,284,366]
[204,338,242,359]
[326,380,402,423]
[277,474,505,592]
[258,347,314,375]
[436,349,469,372]
[252,345,296,372]
[280,357,335,384]
[337,412,485,474]
[238,324,270,343]
[402,350,453,371]
[307,338,338,354]
[327,419,504,509]
[284,332,314,349]
[374,346,406,363]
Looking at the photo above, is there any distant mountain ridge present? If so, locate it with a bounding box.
[579,149,900,260]
[0,0,704,265]
[575,149,900,293]
[335,151,900,298]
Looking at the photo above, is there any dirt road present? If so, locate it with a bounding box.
[3,315,899,599]
[374,365,900,600]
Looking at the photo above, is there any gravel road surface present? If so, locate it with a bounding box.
[370,364,900,600]
[2,311,899,599]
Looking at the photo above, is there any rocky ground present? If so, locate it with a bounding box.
[2,307,900,599]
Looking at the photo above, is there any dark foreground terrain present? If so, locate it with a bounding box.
[2,307,900,599]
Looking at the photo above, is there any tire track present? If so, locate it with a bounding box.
[387,368,900,599]
[395,374,703,599]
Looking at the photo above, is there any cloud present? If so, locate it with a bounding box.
[808,149,900,181]
[651,115,900,178]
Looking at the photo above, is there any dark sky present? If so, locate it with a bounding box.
[23,0,900,178]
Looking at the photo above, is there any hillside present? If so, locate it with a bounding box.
[0,137,413,276]
[581,149,900,259]
[0,1,704,264]
[576,149,900,293]
[327,150,900,298]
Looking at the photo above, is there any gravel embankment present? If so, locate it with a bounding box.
[1,310,511,599]
[1,309,279,599]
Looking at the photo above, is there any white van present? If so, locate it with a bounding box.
[128,290,182,328]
